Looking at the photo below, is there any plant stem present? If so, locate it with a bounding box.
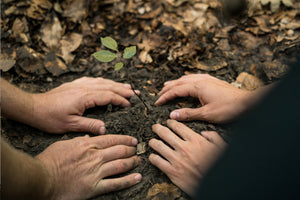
[129,81,150,111]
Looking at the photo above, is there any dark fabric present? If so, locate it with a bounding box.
[194,60,300,200]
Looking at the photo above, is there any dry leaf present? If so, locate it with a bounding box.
[236,31,263,50]
[147,183,180,199]
[17,46,47,74]
[194,60,227,71]
[41,15,63,51]
[63,0,88,22]
[235,72,264,90]
[259,0,293,12]
[263,60,290,80]
[12,18,25,37]
[138,5,163,19]
[44,52,68,76]
[59,33,83,64]
[253,16,272,33]
[27,0,52,20]
[137,142,146,155]
[139,50,153,63]
[0,60,16,72]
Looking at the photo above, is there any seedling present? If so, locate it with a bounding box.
[92,36,136,71]
[93,36,150,111]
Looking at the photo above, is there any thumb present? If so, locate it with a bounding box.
[169,106,209,122]
[72,116,106,135]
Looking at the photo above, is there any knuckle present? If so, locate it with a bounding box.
[87,120,98,133]
[78,140,91,148]
[115,160,126,171]
[182,110,191,120]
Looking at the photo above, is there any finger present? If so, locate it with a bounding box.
[71,116,106,135]
[94,173,142,195]
[155,84,199,105]
[149,139,176,162]
[93,91,131,107]
[149,153,173,176]
[99,156,141,178]
[101,145,136,163]
[169,106,210,122]
[201,131,227,149]
[92,78,141,95]
[152,124,183,149]
[166,119,202,141]
[93,81,140,98]
[159,74,213,96]
[88,134,138,149]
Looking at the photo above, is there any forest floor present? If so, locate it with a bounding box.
[1,0,300,199]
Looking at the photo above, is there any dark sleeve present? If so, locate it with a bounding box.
[194,60,300,200]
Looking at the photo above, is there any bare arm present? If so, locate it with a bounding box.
[1,78,36,126]
[1,138,52,200]
[1,135,142,200]
[1,77,139,134]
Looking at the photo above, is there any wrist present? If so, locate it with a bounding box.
[34,158,55,200]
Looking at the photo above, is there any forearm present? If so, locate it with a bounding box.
[1,138,53,200]
[1,78,37,125]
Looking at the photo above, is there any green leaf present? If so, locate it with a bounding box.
[92,50,117,62]
[114,62,124,71]
[101,37,118,51]
[123,46,136,59]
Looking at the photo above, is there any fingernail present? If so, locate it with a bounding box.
[123,83,131,89]
[164,81,170,85]
[132,138,138,145]
[134,90,140,95]
[134,174,142,183]
[170,111,179,119]
[99,126,106,134]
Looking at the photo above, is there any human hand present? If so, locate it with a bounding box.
[155,74,251,123]
[36,134,142,200]
[31,77,139,134]
[149,120,226,196]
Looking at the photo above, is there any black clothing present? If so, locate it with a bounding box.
[195,60,300,200]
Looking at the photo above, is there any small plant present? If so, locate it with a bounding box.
[92,36,150,111]
[92,36,136,71]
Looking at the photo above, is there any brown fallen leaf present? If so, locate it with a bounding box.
[138,5,163,19]
[137,142,146,155]
[63,0,88,22]
[194,60,227,71]
[12,18,25,37]
[59,33,83,64]
[40,15,63,51]
[236,31,263,50]
[17,46,47,74]
[0,60,16,72]
[254,15,272,33]
[27,0,52,20]
[263,60,290,80]
[235,72,264,90]
[44,52,68,76]
[166,0,189,7]
[139,50,153,64]
[147,183,180,200]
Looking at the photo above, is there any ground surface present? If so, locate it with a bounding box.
[1,0,300,199]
